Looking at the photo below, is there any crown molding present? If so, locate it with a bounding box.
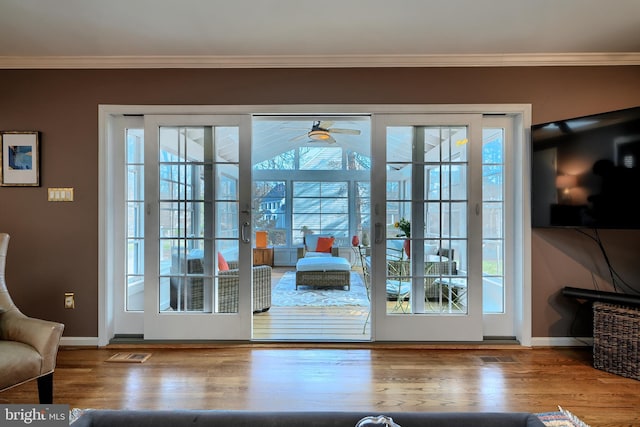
[1,52,640,69]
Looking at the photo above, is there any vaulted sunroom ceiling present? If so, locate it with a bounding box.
[251,115,468,166]
[252,115,372,166]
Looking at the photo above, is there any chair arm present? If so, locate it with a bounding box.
[1,310,64,374]
[219,265,271,276]
[218,269,239,278]
[252,264,272,278]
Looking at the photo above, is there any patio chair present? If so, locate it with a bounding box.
[218,261,272,313]
[169,256,272,313]
[385,241,457,302]
[357,246,372,333]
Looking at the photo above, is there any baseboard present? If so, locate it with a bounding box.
[531,337,592,347]
[60,336,100,347]
[60,336,593,347]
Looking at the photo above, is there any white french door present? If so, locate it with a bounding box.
[371,114,484,341]
[102,104,529,346]
[143,115,253,340]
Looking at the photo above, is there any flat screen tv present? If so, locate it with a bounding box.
[531,106,640,229]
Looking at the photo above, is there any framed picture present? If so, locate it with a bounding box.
[0,131,40,186]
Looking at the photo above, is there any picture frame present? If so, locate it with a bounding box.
[0,131,40,186]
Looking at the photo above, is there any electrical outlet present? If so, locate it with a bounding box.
[64,292,75,309]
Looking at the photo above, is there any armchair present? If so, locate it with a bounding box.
[0,233,65,403]
[218,261,272,313]
[170,256,272,313]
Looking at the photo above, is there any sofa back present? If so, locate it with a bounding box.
[71,410,545,427]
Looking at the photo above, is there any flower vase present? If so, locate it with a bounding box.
[361,231,370,246]
[351,235,360,247]
[403,239,411,259]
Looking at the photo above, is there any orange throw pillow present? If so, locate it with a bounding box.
[217,251,229,271]
[316,237,335,253]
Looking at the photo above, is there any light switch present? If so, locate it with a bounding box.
[48,187,74,202]
[64,292,75,309]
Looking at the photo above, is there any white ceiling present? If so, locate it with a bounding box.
[1,0,639,68]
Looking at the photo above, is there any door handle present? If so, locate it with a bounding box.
[241,221,251,243]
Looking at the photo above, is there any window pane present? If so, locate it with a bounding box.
[127,165,144,200]
[292,180,348,237]
[253,181,287,247]
[217,165,238,201]
[483,165,503,202]
[321,198,348,213]
[216,202,239,238]
[126,128,144,312]
[299,147,343,170]
[253,150,295,170]
[482,127,505,314]
[387,127,412,162]
[215,127,239,163]
[293,181,320,197]
[347,151,371,170]
[293,197,320,212]
[127,128,144,163]
[321,182,348,197]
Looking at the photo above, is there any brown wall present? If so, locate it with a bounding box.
[0,67,639,339]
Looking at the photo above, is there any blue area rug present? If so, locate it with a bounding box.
[272,271,369,307]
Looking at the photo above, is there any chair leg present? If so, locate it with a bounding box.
[37,372,54,404]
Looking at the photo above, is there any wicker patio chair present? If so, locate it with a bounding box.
[218,261,272,313]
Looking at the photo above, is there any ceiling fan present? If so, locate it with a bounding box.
[290,120,361,143]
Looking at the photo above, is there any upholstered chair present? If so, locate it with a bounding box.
[0,233,65,403]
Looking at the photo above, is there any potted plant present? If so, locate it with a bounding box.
[394,218,411,258]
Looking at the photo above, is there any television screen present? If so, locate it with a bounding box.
[531,106,640,229]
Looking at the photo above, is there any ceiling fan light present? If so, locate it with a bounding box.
[308,130,330,140]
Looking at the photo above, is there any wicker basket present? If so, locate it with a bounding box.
[593,302,640,380]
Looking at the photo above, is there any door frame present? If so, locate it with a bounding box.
[98,104,532,346]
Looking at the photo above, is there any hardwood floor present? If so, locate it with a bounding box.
[5,267,637,426]
[1,346,639,426]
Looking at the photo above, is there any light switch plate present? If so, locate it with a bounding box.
[64,292,75,309]
[48,187,74,202]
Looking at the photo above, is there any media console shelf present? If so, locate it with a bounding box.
[562,286,640,307]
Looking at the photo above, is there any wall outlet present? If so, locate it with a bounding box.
[64,292,75,309]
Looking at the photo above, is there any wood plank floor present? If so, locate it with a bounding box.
[2,346,639,426]
[253,306,372,340]
[254,266,370,340]
[254,267,449,341]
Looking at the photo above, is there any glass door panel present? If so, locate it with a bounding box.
[144,115,252,340]
[372,114,483,341]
